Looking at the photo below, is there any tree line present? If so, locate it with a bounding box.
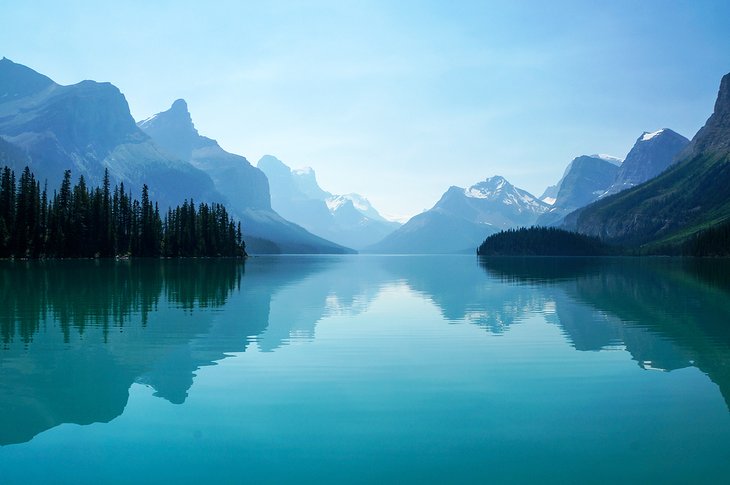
[0,166,246,258]
[477,226,617,256]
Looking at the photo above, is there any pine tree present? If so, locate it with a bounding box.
[0,165,247,259]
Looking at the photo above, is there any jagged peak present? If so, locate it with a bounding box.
[470,175,510,191]
[170,98,188,112]
[715,72,730,115]
[138,98,196,134]
[464,176,515,200]
[674,72,730,158]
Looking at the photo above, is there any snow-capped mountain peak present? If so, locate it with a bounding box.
[257,156,401,248]
[465,176,509,199]
[640,129,665,142]
[590,154,623,165]
[463,176,547,213]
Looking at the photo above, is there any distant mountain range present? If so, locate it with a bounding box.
[366,176,549,253]
[257,155,400,250]
[0,58,351,254]
[538,128,689,228]
[372,120,695,254]
[138,100,352,254]
[2,57,727,256]
[564,72,730,250]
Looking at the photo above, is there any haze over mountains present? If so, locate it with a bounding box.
[138,99,351,254]
[370,119,699,253]
[0,58,353,254]
[367,176,550,253]
[1,57,728,255]
[257,155,400,249]
[0,58,220,210]
[565,72,730,249]
[535,129,690,229]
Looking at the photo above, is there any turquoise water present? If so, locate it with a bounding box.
[0,256,729,483]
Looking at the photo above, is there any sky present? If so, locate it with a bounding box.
[2,0,729,221]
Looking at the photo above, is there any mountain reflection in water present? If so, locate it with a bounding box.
[0,255,729,447]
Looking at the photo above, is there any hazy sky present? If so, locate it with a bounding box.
[2,1,729,220]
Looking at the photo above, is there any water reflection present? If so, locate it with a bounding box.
[1,255,729,447]
[479,257,730,407]
[0,259,246,445]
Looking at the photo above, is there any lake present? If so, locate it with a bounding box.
[0,255,729,483]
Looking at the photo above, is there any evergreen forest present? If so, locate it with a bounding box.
[477,226,617,256]
[0,166,246,259]
[683,219,730,257]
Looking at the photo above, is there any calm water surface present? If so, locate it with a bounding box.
[0,255,729,483]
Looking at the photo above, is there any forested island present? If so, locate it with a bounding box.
[478,225,730,257]
[0,166,246,259]
[477,227,618,256]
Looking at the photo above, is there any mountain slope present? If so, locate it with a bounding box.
[566,72,730,248]
[367,176,549,254]
[0,58,221,210]
[138,99,270,211]
[139,101,352,254]
[602,129,689,196]
[257,155,399,249]
[536,155,620,226]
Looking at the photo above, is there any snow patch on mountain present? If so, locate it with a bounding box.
[591,154,623,165]
[640,129,665,141]
[292,167,314,176]
[464,176,548,214]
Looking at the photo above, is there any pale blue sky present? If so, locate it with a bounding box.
[2,1,729,220]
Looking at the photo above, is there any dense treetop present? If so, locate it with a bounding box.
[0,166,246,259]
[477,227,617,256]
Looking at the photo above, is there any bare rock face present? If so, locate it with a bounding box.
[537,155,620,227]
[568,72,730,247]
[603,129,689,196]
[0,58,220,210]
[682,73,730,158]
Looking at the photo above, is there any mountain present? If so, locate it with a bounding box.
[0,136,27,168]
[602,129,689,196]
[565,72,730,249]
[536,155,620,226]
[539,184,559,205]
[138,99,270,211]
[0,58,220,210]
[138,100,353,254]
[257,155,400,249]
[537,130,688,227]
[366,176,550,254]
